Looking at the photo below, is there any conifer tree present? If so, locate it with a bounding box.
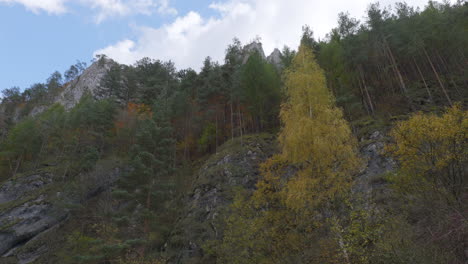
[115,96,175,249]
[240,51,281,131]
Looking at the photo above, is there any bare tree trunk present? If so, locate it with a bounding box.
[384,40,412,108]
[173,133,177,169]
[357,78,371,116]
[13,155,23,177]
[145,184,152,234]
[423,48,453,106]
[35,139,46,169]
[215,108,218,154]
[238,101,243,146]
[230,101,234,140]
[413,58,433,102]
[8,159,13,175]
[184,113,189,160]
[358,66,375,115]
[435,50,461,96]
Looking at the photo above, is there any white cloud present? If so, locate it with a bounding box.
[97,0,399,70]
[0,0,68,14]
[157,0,177,15]
[81,0,178,23]
[0,0,177,21]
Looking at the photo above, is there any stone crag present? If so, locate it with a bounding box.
[166,131,395,264]
[166,134,277,263]
[0,164,121,263]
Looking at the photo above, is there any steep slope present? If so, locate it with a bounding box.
[52,58,116,110]
[24,57,116,119]
[165,134,277,263]
[0,162,121,263]
[164,130,396,264]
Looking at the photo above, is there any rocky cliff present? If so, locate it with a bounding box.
[0,128,395,263]
[0,162,121,263]
[165,130,395,263]
[241,42,283,70]
[242,42,266,64]
[53,58,116,110]
[165,134,277,263]
[267,48,283,70]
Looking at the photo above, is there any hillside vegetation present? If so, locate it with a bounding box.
[0,1,466,263]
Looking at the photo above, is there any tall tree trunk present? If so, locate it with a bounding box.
[13,155,23,177]
[413,58,433,102]
[173,131,177,169]
[238,101,243,146]
[144,178,155,236]
[215,108,218,153]
[357,78,371,116]
[183,113,189,160]
[383,40,412,108]
[7,159,13,175]
[423,48,453,106]
[35,139,46,169]
[230,101,234,140]
[435,50,461,96]
[358,66,375,115]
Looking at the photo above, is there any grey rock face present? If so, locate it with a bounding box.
[242,42,266,64]
[0,173,62,257]
[16,244,48,264]
[0,196,66,257]
[0,166,121,262]
[267,48,283,70]
[353,131,395,201]
[55,58,115,110]
[4,58,116,120]
[0,174,53,204]
[167,135,276,263]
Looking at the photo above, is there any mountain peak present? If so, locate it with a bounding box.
[267,48,283,70]
[242,41,266,64]
[55,57,116,110]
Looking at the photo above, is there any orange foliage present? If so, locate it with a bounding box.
[127,102,153,119]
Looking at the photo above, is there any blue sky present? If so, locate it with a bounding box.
[0,0,449,91]
[0,0,214,89]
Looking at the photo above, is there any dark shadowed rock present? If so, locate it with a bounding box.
[353,131,395,206]
[0,172,62,257]
[166,134,277,263]
[0,174,53,204]
[0,164,121,263]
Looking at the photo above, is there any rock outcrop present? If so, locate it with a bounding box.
[267,48,283,70]
[166,134,277,263]
[0,172,64,259]
[242,42,266,64]
[0,164,121,263]
[166,131,397,263]
[353,131,395,208]
[242,43,284,71]
[25,57,116,118]
[54,58,115,110]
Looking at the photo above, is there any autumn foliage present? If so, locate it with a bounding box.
[217,43,361,263]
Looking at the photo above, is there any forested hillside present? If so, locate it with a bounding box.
[0,1,466,263]
[317,2,467,122]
